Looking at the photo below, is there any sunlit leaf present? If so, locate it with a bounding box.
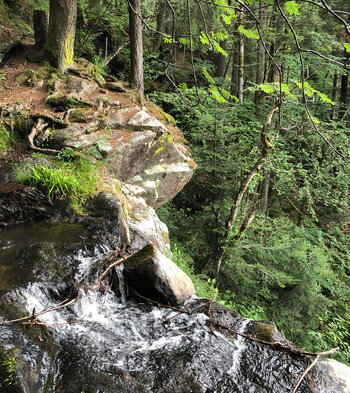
[285,1,300,16]
[200,33,210,45]
[210,86,227,103]
[238,25,259,39]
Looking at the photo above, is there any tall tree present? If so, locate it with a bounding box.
[128,0,144,98]
[47,0,77,72]
[254,0,268,104]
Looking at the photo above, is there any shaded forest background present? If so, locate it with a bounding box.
[2,0,350,363]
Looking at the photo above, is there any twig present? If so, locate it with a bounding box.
[276,0,348,160]
[104,42,128,65]
[22,317,84,327]
[95,251,136,284]
[128,288,340,359]
[0,298,76,325]
[291,348,340,393]
[292,356,320,393]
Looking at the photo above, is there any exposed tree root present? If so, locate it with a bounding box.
[28,118,62,155]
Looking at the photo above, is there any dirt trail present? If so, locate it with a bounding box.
[0,38,49,113]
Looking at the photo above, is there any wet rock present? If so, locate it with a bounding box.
[122,185,170,253]
[245,320,287,343]
[124,244,195,306]
[0,323,56,393]
[92,191,122,220]
[0,184,53,227]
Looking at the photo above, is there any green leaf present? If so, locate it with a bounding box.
[178,82,188,92]
[214,41,228,57]
[344,43,350,53]
[285,1,300,16]
[222,14,234,25]
[215,32,228,42]
[179,37,190,47]
[163,36,173,44]
[200,33,210,45]
[238,25,259,39]
[202,68,215,84]
[210,86,227,103]
[259,83,275,94]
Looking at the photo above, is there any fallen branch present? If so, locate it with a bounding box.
[291,348,340,393]
[0,297,76,326]
[104,42,128,66]
[95,246,135,285]
[95,253,134,284]
[22,317,84,327]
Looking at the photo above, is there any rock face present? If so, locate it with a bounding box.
[41,71,195,210]
[124,244,195,306]
[0,183,53,226]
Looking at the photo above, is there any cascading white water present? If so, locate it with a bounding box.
[115,263,127,305]
[5,244,321,393]
[227,318,251,376]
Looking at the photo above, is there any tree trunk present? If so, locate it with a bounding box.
[254,0,268,104]
[339,71,348,120]
[128,0,144,98]
[238,36,245,102]
[154,0,166,52]
[216,40,227,77]
[330,73,338,120]
[260,168,270,214]
[214,105,279,280]
[47,0,77,72]
[33,10,49,51]
[230,39,240,97]
[268,5,283,83]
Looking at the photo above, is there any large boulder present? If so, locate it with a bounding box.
[315,359,350,393]
[124,244,195,306]
[42,73,195,210]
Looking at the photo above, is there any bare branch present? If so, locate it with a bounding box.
[276,0,348,160]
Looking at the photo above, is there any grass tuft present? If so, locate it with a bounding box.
[17,157,100,213]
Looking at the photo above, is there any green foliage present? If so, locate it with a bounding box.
[285,1,300,16]
[27,0,50,10]
[170,239,217,299]
[316,310,350,365]
[17,157,100,212]
[0,124,17,152]
[238,25,259,40]
[0,346,19,392]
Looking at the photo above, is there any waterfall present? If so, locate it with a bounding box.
[115,263,127,305]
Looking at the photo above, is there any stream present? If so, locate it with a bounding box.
[0,218,347,393]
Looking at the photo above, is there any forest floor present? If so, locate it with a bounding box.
[0,37,49,113]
